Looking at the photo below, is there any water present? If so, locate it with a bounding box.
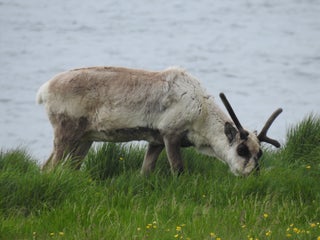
[1,0,319,162]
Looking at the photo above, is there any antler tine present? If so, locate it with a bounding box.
[258,108,283,148]
[219,93,249,140]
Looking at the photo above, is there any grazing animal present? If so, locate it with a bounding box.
[37,66,282,176]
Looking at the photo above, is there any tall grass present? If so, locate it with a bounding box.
[282,114,320,165]
[1,115,320,239]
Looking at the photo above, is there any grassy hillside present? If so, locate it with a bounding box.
[1,115,320,240]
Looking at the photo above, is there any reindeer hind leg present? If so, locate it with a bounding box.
[43,114,91,170]
[69,140,93,169]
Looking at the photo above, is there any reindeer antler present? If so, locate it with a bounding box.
[257,108,283,148]
[219,93,249,140]
[220,93,283,147]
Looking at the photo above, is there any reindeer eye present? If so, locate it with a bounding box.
[237,144,250,158]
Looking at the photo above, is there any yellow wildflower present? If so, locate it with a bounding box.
[174,234,179,238]
[265,230,272,237]
[286,233,292,238]
[311,223,317,228]
[306,165,311,169]
[293,227,300,234]
[50,232,55,237]
[119,157,124,161]
[263,213,269,218]
[210,232,216,238]
[176,226,182,231]
[59,232,64,236]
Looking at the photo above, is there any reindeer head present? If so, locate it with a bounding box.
[219,93,282,176]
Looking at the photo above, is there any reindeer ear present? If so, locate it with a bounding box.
[225,122,238,143]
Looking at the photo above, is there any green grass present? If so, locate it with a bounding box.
[1,115,320,240]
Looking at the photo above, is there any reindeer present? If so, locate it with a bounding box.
[37,66,282,176]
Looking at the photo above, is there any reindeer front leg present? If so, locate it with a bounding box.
[141,144,164,175]
[163,135,184,174]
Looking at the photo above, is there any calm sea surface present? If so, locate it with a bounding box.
[1,0,319,162]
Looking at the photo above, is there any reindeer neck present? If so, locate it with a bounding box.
[188,99,232,160]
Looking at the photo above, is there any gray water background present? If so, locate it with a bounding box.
[1,0,319,162]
